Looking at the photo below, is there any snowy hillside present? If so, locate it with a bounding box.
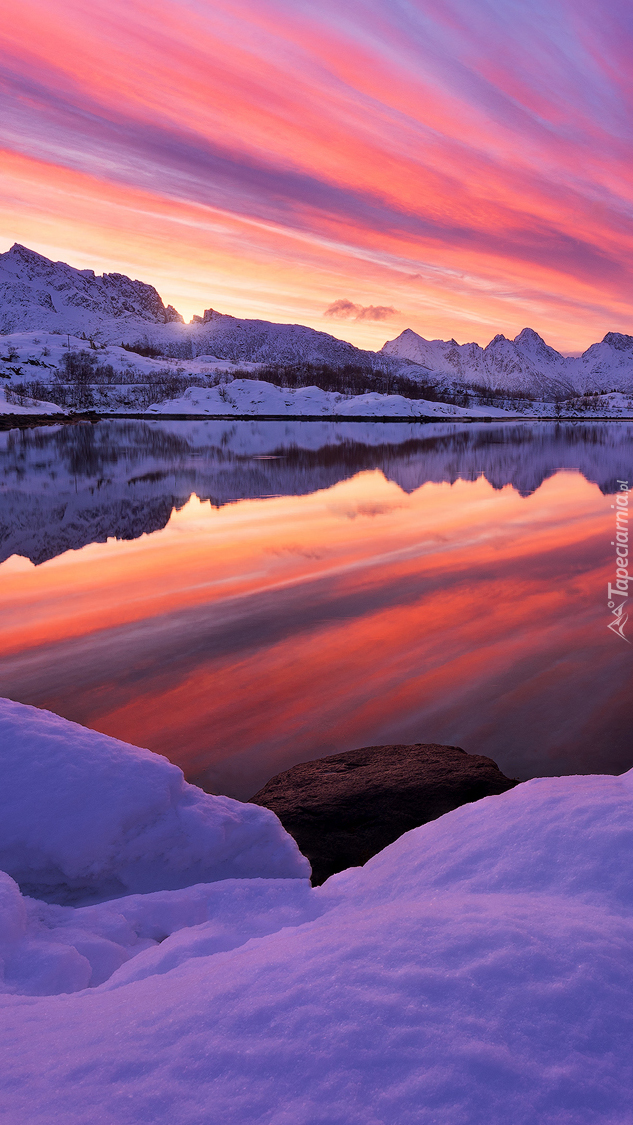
[4,331,633,420]
[0,384,66,416]
[382,326,633,396]
[146,378,513,419]
[2,698,633,1123]
[0,244,184,336]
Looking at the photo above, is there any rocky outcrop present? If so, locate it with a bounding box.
[250,743,518,884]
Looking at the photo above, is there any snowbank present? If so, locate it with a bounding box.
[0,384,66,415]
[0,699,309,904]
[0,873,320,996]
[147,378,517,418]
[2,700,633,1122]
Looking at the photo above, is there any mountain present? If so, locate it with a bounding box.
[3,243,633,396]
[0,244,184,336]
[0,244,384,368]
[381,327,633,396]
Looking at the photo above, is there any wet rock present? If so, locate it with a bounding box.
[250,743,518,885]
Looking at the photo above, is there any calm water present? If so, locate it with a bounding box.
[1,418,631,798]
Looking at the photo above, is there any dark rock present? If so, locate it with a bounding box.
[250,743,518,885]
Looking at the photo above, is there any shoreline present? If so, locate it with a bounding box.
[3,410,633,431]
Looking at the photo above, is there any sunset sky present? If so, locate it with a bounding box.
[2,0,633,350]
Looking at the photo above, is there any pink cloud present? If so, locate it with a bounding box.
[2,0,633,348]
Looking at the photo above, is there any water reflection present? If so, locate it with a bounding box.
[0,419,631,796]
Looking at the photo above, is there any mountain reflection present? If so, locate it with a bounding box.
[1,419,632,564]
[0,420,631,796]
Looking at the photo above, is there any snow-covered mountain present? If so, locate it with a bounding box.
[0,245,383,368]
[381,327,633,396]
[0,244,184,336]
[3,243,633,396]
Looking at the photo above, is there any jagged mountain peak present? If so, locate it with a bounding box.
[6,243,51,265]
[3,245,633,395]
[380,324,632,395]
[601,332,633,350]
[0,243,183,335]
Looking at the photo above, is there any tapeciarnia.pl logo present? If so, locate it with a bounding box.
[607,480,630,642]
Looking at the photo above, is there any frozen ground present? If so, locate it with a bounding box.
[1,698,633,1122]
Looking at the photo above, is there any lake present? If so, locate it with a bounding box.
[0,418,631,798]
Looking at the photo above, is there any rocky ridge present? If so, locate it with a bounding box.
[381,326,633,397]
[0,245,388,369]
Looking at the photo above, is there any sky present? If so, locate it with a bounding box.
[2,0,633,350]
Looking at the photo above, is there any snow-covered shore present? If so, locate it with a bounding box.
[3,331,633,420]
[0,332,518,418]
[145,377,515,419]
[0,384,66,416]
[5,369,633,422]
[1,697,633,1122]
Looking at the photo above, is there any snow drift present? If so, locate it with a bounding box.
[146,377,511,418]
[0,872,321,996]
[2,699,633,1122]
[0,699,309,904]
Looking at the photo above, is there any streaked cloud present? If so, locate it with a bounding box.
[1,0,633,349]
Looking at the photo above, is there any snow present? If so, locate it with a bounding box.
[382,325,633,397]
[1,874,320,996]
[0,699,309,905]
[0,244,180,336]
[0,245,382,368]
[0,333,524,416]
[0,329,255,382]
[0,383,67,415]
[1,699,633,1121]
[5,243,633,402]
[146,377,516,418]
